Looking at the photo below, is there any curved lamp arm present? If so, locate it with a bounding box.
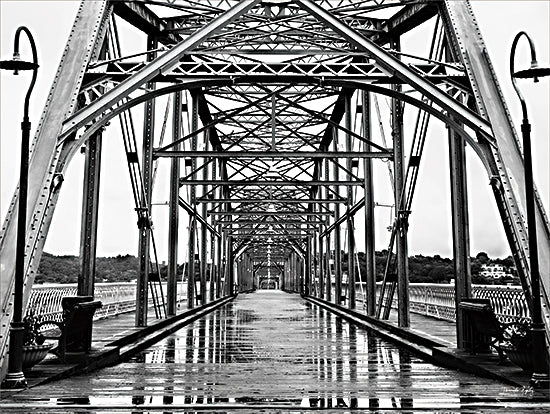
[509,31,538,122]
[13,26,39,120]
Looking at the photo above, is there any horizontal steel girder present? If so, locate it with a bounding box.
[155,151,391,159]
[86,61,465,83]
[179,180,363,187]
[214,211,333,216]
[202,199,346,204]
[216,220,325,225]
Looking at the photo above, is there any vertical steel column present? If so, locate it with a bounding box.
[136,36,158,327]
[79,130,102,297]
[209,154,217,301]
[449,118,472,347]
[333,136,342,305]
[362,91,376,316]
[294,253,298,293]
[345,94,356,310]
[323,155,331,301]
[313,221,319,296]
[325,235,331,300]
[216,227,223,298]
[187,94,198,309]
[318,220,324,299]
[227,235,234,295]
[247,254,252,290]
[305,234,311,296]
[281,257,286,291]
[200,136,209,304]
[391,38,410,327]
[167,91,181,316]
[221,231,227,295]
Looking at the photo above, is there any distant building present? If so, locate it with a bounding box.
[480,264,513,279]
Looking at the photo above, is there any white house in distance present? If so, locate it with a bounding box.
[480,264,513,279]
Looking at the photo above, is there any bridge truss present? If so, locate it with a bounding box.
[1,0,549,378]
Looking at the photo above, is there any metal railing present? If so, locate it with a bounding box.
[27,282,528,325]
[355,283,529,322]
[26,282,188,323]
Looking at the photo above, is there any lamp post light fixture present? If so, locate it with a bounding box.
[510,31,550,389]
[0,26,39,389]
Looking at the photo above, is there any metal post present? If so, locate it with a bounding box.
[333,138,342,305]
[392,38,410,327]
[209,155,217,301]
[227,235,234,295]
[167,91,181,316]
[200,135,209,304]
[325,235,332,301]
[324,154,332,301]
[318,221,324,299]
[187,93,199,309]
[79,131,102,297]
[216,227,223,298]
[0,27,38,387]
[305,234,311,296]
[4,106,31,389]
[136,36,157,327]
[345,94,356,310]
[79,38,107,298]
[448,116,472,348]
[520,115,549,387]
[362,91,376,316]
[509,31,550,388]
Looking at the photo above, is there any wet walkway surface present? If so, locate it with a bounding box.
[2,291,549,413]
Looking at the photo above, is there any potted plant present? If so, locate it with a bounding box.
[21,312,53,369]
[500,319,544,373]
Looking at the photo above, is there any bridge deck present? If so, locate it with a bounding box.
[1,290,548,412]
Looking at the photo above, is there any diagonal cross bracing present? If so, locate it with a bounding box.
[60,0,263,139]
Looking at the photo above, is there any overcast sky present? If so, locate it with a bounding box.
[1,1,549,261]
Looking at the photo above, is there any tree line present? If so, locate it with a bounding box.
[36,251,518,285]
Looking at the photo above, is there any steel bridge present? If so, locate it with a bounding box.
[1,0,549,405]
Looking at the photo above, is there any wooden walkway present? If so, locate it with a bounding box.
[1,290,548,412]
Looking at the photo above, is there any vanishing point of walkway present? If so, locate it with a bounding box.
[1,291,549,413]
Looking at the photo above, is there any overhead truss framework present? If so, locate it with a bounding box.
[1,0,549,378]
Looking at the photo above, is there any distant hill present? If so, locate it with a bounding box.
[35,251,518,285]
[37,252,139,284]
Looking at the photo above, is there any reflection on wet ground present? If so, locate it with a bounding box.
[2,291,548,413]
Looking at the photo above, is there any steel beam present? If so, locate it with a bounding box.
[60,0,263,139]
[156,151,390,159]
[187,94,198,309]
[136,35,157,327]
[181,180,364,187]
[449,114,472,348]
[167,91,181,316]
[78,131,102,297]
[200,133,210,305]
[295,0,493,138]
[210,211,332,217]
[198,199,347,204]
[363,91,376,317]
[391,38,410,328]
[113,1,180,44]
[333,137,342,306]
[345,94,356,310]
[178,198,220,238]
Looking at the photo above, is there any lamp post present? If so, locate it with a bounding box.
[510,31,550,389]
[0,26,39,389]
